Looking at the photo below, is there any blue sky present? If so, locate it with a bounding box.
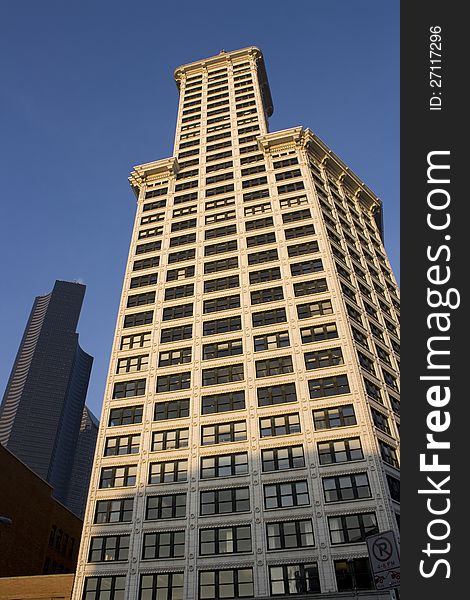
[0,0,399,418]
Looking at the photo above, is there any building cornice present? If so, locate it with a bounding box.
[128,157,178,199]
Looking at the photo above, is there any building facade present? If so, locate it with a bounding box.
[73,48,400,599]
[0,280,96,516]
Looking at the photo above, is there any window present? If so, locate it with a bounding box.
[269,563,320,596]
[149,460,188,484]
[94,499,134,524]
[139,573,184,600]
[273,157,299,169]
[174,191,198,204]
[297,299,333,320]
[130,273,158,289]
[346,303,363,325]
[156,372,191,392]
[287,241,319,257]
[255,356,294,378]
[205,183,235,197]
[264,481,309,509]
[142,531,185,559]
[162,303,193,321]
[124,310,153,328]
[109,405,143,427]
[323,473,371,502]
[258,383,297,406]
[203,294,240,313]
[245,216,274,230]
[382,369,399,390]
[154,399,190,421]
[300,322,338,343]
[371,408,391,434]
[204,256,238,273]
[116,355,149,374]
[387,474,401,502]
[199,568,253,600]
[248,249,278,265]
[160,324,192,343]
[204,239,238,256]
[200,525,251,555]
[166,265,195,281]
[173,204,197,218]
[127,291,155,308]
[379,440,399,468]
[171,218,197,232]
[290,259,323,276]
[158,347,192,367]
[254,331,290,352]
[146,493,186,520]
[99,465,137,488]
[89,535,130,562]
[352,327,369,349]
[318,437,364,465]
[246,232,276,247]
[244,201,271,216]
[247,262,282,283]
[152,428,189,451]
[200,452,248,478]
[328,513,378,544]
[203,315,241,335]
[304,347,343,370]
[143,198,167,210]
[261,445,305,472]
[260,414,301,437]
[138,227,163,240]
[250,287,284,305]
[201,391,245,414]
[104,435,140,456]
[334,558,373,592]
[375,344,391,365]
[279,194,308,209]
[112,379,146,399]
[266,521,314,554]
[282,208,311,223]
[252,307,287,327]
[133,256,160,271]
[204,274,239,293]
[285,224,315,239]
[364,377,383,403]
[202,364,244,386]
[308,375,350,399]
[205,196,235,212]
[203,338,243,360]
[313,405,357,430]
[82,576,126,600]
[170,233,197,248]
[164,283,194,300]
[168,248,195,264]
[200,487,250,515]
[201,421,247,445]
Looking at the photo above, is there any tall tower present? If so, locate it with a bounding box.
[73,48,400,599]
[0,280,95,514]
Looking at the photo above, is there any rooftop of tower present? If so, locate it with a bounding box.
[173,46,274,117]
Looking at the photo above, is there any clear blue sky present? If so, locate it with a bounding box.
[0,0,399,418]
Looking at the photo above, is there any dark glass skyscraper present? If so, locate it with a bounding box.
[0,280,95,516]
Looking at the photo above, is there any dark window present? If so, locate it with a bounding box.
[245,217,274,231]
[287,241,319,257]
[264,480,309,509]
[278,181,305,194]
[168,248,195,264]
[203,295,240,314]
[203,316,242,336]
[371,408,391,434]
[201,391,246,414]
[309,375,350,399]
[94,499,134,524]
[273,157,299,169]
[146,493,187,520]
[130,273,158,289]
[269,563,320,596]
[166,265,195,281]
[300,322,338,343]
[252,308,287,327]
[246,232,276,247]
[174,191,198,204]
[156,372,191,392]
[382,369,399,390]
[285,224,315,239]
[379,440,400,468]
[104,434,140,456]
[291,259,323,276]
[205,183,235,197]
[297,299,333,319]
[160,324,192,343]
[158,347,192,367]
[323,473,371,502]
[352,327,370,349]
[202,364,244,386]
[304,347,344,370]
[364,377,383,403]
[198,568,253,600]
[328,513,378,544]
[151,428,189,451]
[261,445,305,472]
[258,383,297,406]
[282,208,311,223]
[200,452,248,478]
[200,488,250,515]
[99,465,137,488]
[171,218,197,232]
[162,303,193,321]
[260,413,301,437]
[251,287,284,305]
[149,460,188,484]
[154,399,190,421]
[334,558,373,592]
[145,186,167,199]
[313,405,357,430]
[387,475,401,502]
[318,437,364,465]
[248,249,278,265]
[204,256,238,274]
[109,405,143,427]
[249,267,281,284]
[204,240,238,256]
[142,531,185,559]
[124,310,153,328]
[88,535,130,562]
[112,379,146,399]
[255,356,294,378]
[169,233,197,247]
[164,283,194,300]
[203,339,243,360]
[143,199,166,211]
[127,291,155,308]
[204,274,239,293]
[254,331,290,351]
[201,421,247,445]
[82,576,126,599]
[133,256,160,271]
[200,525,251,555]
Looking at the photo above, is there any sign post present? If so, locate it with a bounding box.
[366,530,400,591]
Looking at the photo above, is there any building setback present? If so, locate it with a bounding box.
[72,47,400,599]
[0,280,96,516]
